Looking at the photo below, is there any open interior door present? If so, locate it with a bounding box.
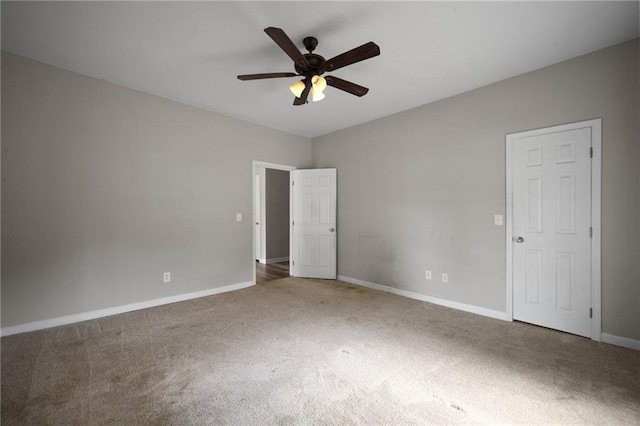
[291,169,337,279]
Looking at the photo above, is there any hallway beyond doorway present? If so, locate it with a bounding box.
[256,261,289,284]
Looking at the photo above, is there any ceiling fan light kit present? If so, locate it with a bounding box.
[290,75,327,101]
[237,27,380,106]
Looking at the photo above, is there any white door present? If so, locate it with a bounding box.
[291,169,337,279]
[254,174,261,261]
[511,127,592,337]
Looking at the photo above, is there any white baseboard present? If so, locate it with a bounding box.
[6,276,637,352]
[337,275,508,321]
[338,276,639,352]
[266,257,289,264]
[0,281,254,337]
[602,333,640,351]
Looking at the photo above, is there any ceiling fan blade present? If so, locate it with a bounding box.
[324,76,369,97]
[323,42,380,72]
[237,72,298,81]
[264,27,310,70]
[293,79,312,106]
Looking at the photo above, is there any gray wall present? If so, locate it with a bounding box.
[3,39,639,342]
[312,39,640,340]
[1,52,312,327]
[265,168,289,261]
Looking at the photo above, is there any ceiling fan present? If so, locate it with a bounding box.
[237,27,380,106]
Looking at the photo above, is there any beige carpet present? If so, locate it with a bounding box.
[2,277,639,425]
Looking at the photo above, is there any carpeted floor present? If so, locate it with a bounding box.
[2,277,639,425]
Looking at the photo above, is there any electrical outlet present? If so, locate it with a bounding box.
[494,214,504,226]
[442,273,448,283]
[163,272,171,283]
[425,270,432,280]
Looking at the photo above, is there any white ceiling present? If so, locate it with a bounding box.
[2,1,638,138]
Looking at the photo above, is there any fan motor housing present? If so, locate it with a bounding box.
[296,53,326,76]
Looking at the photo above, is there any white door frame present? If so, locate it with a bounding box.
[252,161,297,284]
[505,118,602,341]
[254,173,261,261]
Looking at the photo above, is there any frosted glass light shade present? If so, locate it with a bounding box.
[289,80,306,97]
[311,87,325,102]
[289,76,327,101]
[310,75,326,102]
[311,75,327,92]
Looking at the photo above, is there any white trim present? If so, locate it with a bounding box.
[589,119,602,341]
[289,172,294,275]
[251,161,297,285]
[266,256,289,264]
[338,275,509,321]
[0,281,254,337]
[254,173,261,261]
[258,258,267,265]
[505,134,514,321]
[505,118,602,341]
[602,333,640,351]
[252,161,297,172]
[339,276,637,352]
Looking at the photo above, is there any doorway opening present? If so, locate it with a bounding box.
[252,161,296,284]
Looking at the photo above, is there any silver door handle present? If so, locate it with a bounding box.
[515,236,524,243]
[330,228,335,232]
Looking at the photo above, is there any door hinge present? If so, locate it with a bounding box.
[590,147,593,158]
[292,260,294,266]
[589,227,593,238]
[589,308,593,318]
[292,220,294,226]
[292,181,295,186]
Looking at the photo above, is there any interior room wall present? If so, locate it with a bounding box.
[265,168,290,262]
[312,39,640,341]
[1,52,312,328]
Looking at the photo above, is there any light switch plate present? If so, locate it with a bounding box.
[494,214,504,226]
[236,213,242,222]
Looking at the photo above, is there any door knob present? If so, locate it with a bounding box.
[330,228,335,232]
[515,236,524,243]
